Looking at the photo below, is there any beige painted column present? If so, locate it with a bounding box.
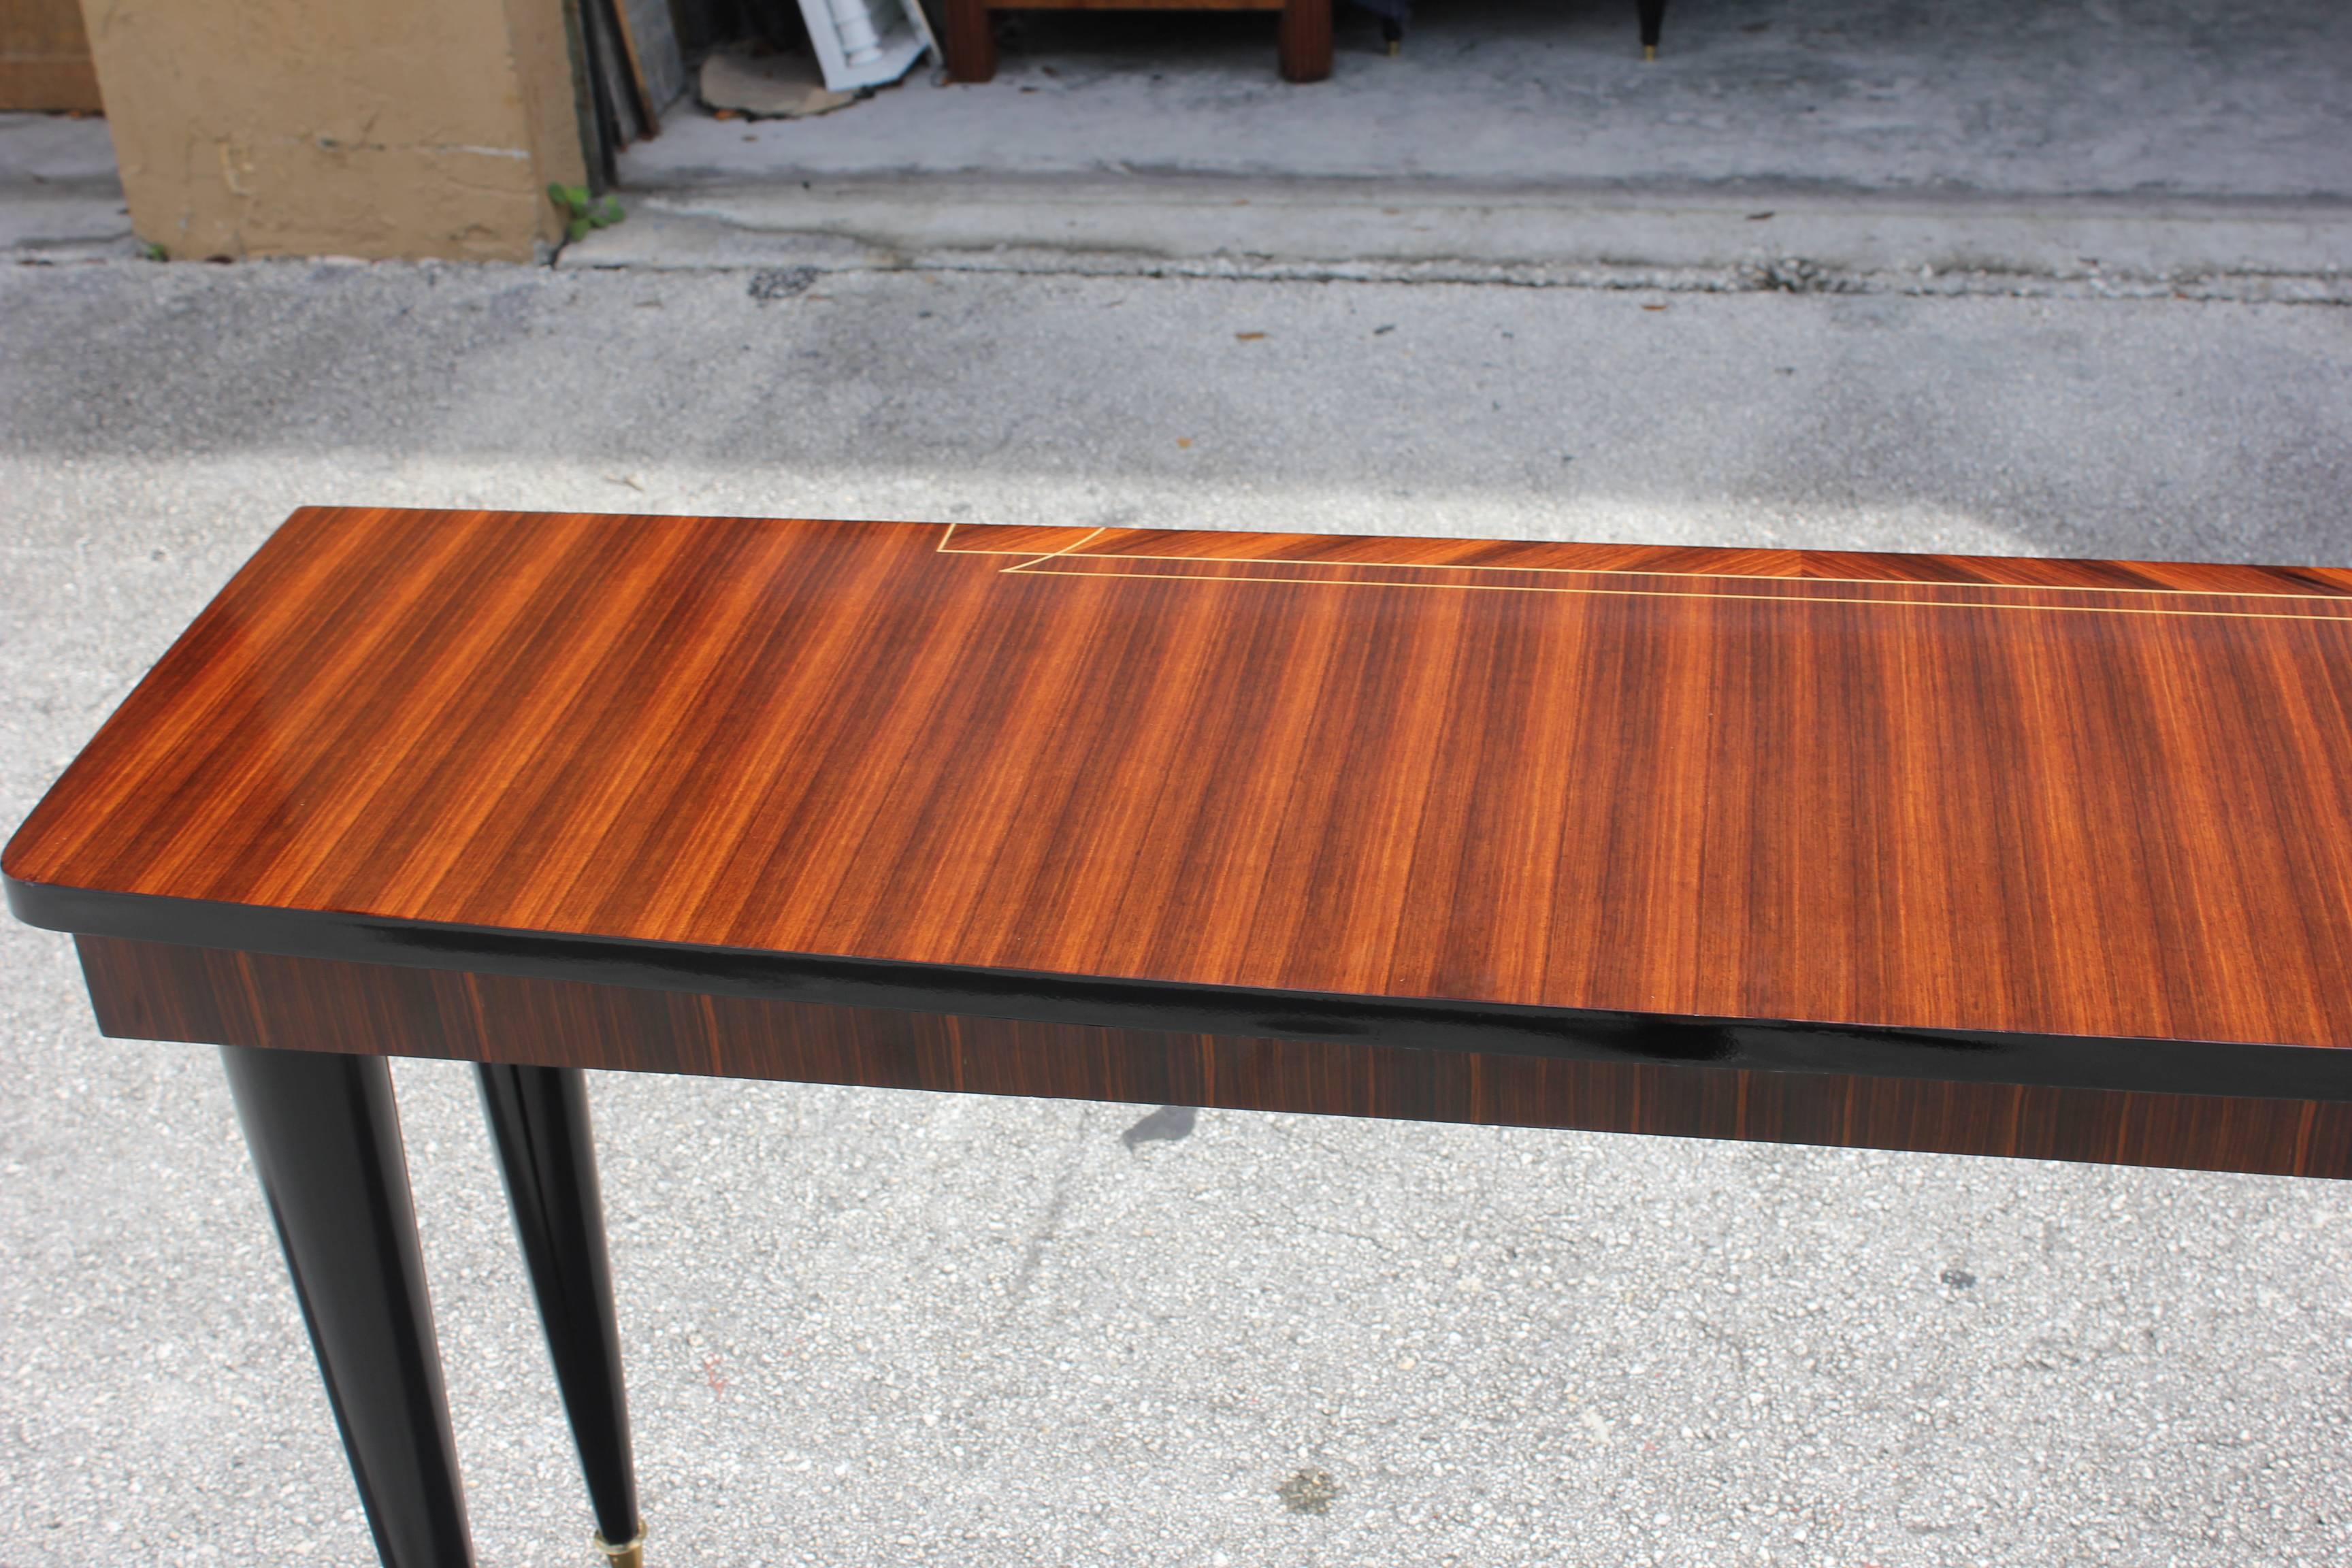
[79,0,591,261]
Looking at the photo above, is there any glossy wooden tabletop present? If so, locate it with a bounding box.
[14,505,2352,1071]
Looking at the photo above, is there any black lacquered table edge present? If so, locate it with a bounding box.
[15,875,2352,1105]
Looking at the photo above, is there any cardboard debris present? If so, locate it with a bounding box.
[699,45,855,119]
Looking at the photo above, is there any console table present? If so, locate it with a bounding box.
[12,506,2352,1567]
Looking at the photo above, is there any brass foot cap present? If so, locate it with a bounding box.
[594,1520,647,1568]
[1642,43,1658,60]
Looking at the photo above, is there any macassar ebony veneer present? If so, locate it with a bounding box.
[14,506,2352,1568]
[74,935,2352,1182]
[18,509,2352,1116]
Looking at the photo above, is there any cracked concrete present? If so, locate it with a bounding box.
[0,114,136,259]
[581,0,2352,288]
[633,0,2352,196]
[563,178,2352,299]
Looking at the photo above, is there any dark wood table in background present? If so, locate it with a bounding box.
[939,0,1674,83]
[13,506,2352,1568]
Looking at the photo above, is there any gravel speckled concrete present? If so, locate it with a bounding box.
[3,258,2351,1568]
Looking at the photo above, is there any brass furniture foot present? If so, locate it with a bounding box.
[594,1520,647,1568]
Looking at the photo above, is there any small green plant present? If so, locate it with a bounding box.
[547,183,625,244]
[141,241,168,262]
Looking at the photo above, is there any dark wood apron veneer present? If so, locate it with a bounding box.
[13,506,2352,1567]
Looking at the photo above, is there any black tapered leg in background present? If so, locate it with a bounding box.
[1638,0,1665,56]
[478,1064,643,1565]
[220,1046,475,1568]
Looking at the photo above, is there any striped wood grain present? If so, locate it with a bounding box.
[78,936,2352,1180]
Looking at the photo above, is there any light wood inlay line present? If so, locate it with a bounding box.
[936,525,2352,603]
[998,557,2352,623]
[1000,526,1113,574]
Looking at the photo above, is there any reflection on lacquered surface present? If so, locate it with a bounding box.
[11,506,2352,1054]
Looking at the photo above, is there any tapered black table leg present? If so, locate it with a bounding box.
[220,1046,474,1568]
[478,1064,644,1567]
[1638,0,1665,57]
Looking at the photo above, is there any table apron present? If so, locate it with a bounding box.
[75,934,2352,1182]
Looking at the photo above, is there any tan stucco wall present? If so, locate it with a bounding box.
[80,0,589,261]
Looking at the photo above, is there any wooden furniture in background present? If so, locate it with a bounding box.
[1,0,101,110]
[945,0,1332,83]
[14,506,2352,1567]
